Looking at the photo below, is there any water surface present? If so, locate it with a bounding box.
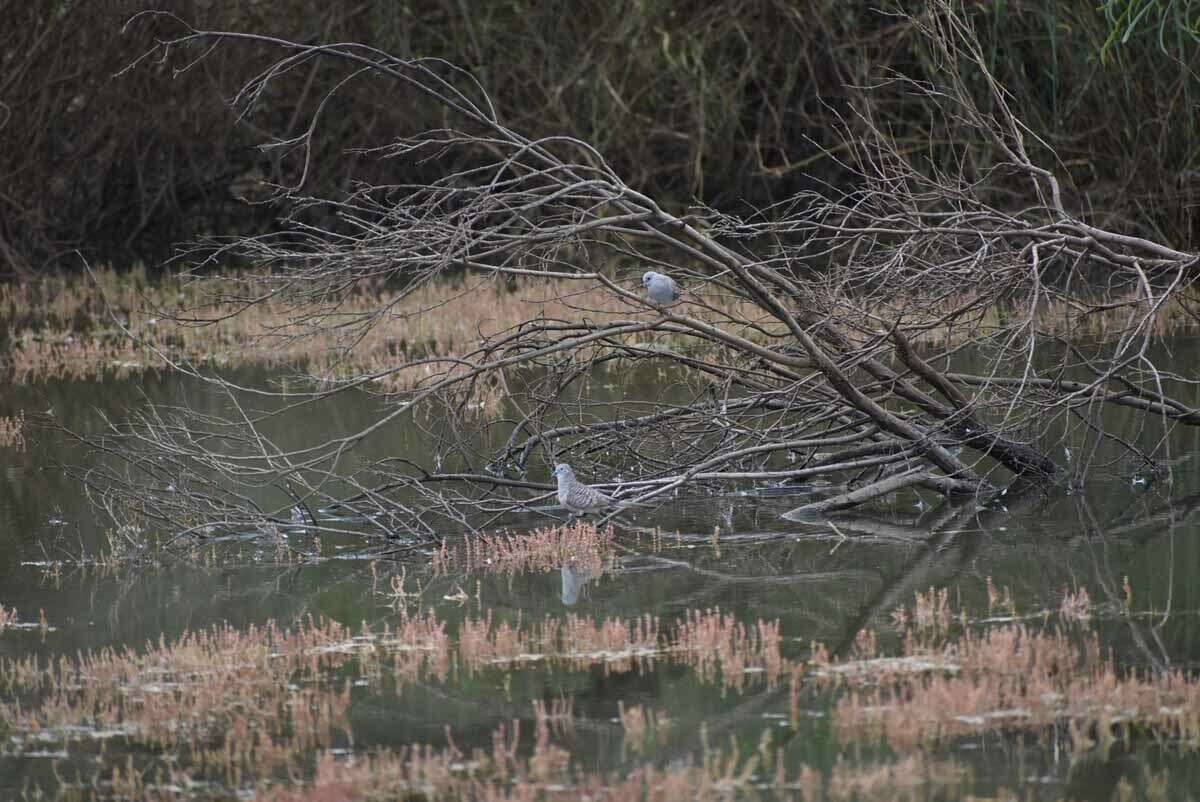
[1,356,1199,800]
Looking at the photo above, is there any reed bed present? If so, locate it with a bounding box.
[817,587,1200,752]
[2,603,787,798]
[0,268,763,386]
[440,521,614,579]
[4,269,1197,388]
[454,606,784,688]
[0,617,360,784]
[0,605,785,757]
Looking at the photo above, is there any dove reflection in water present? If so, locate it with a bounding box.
[560,563,600,606]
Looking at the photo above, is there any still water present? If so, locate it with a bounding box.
[1,359,1200,800]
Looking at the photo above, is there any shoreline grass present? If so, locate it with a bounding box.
[3,268,1198,389]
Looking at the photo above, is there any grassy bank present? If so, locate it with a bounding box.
[2,268,1197,390]
[0,268,765,385]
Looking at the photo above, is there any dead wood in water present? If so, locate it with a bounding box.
[59,3,1200,541]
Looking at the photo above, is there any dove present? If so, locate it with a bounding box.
[552,463,621,515]
[642,271,683,305]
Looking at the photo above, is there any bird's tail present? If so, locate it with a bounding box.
[613,497,652,509]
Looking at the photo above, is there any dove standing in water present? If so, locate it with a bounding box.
[552,463,618,516]
[642,271,683,305]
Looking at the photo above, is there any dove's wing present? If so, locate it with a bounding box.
[564,481,614,511]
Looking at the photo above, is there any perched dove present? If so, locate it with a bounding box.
[642,271,683,305]
[552,463,619,515]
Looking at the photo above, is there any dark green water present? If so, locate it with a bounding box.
[2,356,1200,800]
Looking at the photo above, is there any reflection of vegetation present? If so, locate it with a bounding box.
[247,730,971,802]
[618,700,670,755]
[4,556,1200,798]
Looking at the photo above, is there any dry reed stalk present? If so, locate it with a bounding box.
[985,575,1014,616]
[380,608,453,685]
[253,716,970,802]
[451,521,614,578]
[0,410,26,450]
[456,607,787,690]
[457,610,662,676]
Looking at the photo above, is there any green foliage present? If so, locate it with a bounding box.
[1099,0,1200,61]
